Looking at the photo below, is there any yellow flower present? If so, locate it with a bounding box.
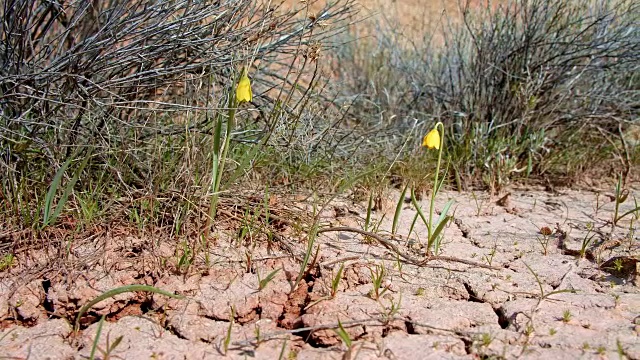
[422,128,440,150]
[235,69,252,104]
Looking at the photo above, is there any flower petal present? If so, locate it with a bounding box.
[422,128,440,150]
[236,72,252,103]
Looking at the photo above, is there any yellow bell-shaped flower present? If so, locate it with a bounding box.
[422,128,440,150]
[235,69,252,104]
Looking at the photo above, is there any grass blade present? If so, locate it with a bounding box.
[89,315,106,360]
[277,339,287,360]
[435,199,455,228]
[223,305,235,354]
[42,148,92,228]
[407,212,419,243]
[334,318,352,349]
[291,223,318,292]
[392,184,408,235]
[365,192,374,232]
[428,198,455,248]
[616,206,640,223]
[52,151,91,226]
[42,157,73,227]
[75,284,184,330]
[428,215,451,250]
[331,262,345,296]
[259,268,281,290]
[410,188,430,233]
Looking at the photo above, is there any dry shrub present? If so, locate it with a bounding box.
[332,0,639,188]
[0,0,357,226]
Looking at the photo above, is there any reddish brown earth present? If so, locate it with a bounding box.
[1,185,638,359]
[283,0,502,35]
[1,2,638,359]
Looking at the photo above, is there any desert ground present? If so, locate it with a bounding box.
[1,1,638,359]
[1,186,639,359]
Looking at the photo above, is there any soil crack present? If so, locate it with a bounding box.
[42,279,55,316]
[454,218,471,239]
[463,281,510,329]
[462,282,483,303]
[493,306,510,329]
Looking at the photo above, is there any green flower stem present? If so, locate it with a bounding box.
[209,104,236,219]
[205,85,237,238]
[427,122,445,253]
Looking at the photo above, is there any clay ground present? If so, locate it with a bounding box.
[1,2,638,359]
[1,186,639,359]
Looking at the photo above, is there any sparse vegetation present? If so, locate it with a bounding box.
[1,0,636,257]
[368,264,389,300]
[0,253,15,271]
[484,243,498,266]
[480,332,494,347]
[380,294,403,324]
[0,0,638,358]
[90,315,124,360]
[612,174,640,232]
[335,0,639,191]
[580,223,596,259]
[290,208,320,293]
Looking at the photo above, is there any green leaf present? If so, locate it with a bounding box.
[277,339,288,360]
[523,262,545,298]
[224,305,235,354]
[616,206,640,222]
[392,184,409,235]
[435,199,455,229]
[428,215,451,248]
[292,223,317,292]
[410,188,430,233]
[407,212,419,241]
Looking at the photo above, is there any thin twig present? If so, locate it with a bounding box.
[317,226,501,270]
[320,255,360,268]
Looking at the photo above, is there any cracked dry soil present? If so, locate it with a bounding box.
[1,187,639,360]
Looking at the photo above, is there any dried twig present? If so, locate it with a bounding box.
[317,226,500,270]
